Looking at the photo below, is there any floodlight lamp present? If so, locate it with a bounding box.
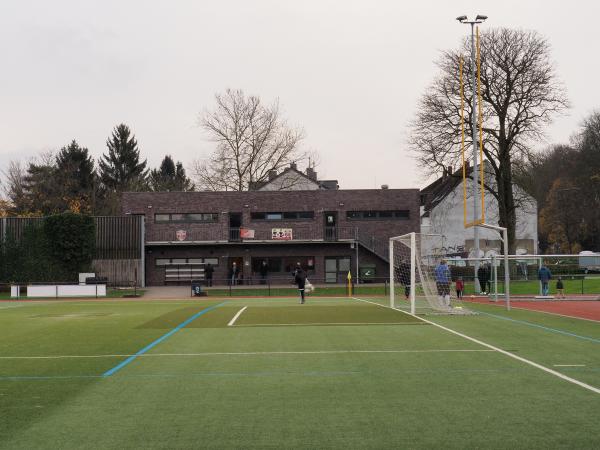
[476,15,488,21]
[456,15,467,22]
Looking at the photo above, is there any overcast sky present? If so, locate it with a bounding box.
[1,0,598,190]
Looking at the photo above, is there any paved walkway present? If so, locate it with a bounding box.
[142,286,193,299]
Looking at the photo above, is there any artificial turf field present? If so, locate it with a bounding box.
[1,296,599,449]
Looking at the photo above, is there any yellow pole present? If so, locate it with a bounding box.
[347,271,352,297]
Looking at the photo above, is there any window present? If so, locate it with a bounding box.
[346,210,410,220]
[155,257,220,267]
[325,257,351,283]
[251,211,314,221]
[154,213,219,223]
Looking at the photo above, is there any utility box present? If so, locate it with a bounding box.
[359,265,376,282]
[191,280,207,297]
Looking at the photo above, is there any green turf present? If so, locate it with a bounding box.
[0,297,599,449]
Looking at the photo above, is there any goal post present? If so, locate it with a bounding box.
[389,233,474,315]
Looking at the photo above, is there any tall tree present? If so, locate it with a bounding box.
[149,155,195,192]
[410,28,568,252]
[99,124,148,192]
[193,89,306,191]
[1,161,28,214]
[55,140,96,213]
[97,124,148,215]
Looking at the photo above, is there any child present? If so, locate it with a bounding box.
[455,277,464,300]
[556,276,565,299]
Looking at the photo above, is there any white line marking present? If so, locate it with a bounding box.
[233,322,427,327]
[352,297,600,394]
[227,306,248,326]
[553,364,586,367]
[0,349,494,359]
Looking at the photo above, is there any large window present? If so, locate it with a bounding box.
[156,257,219,267]
[346,210,410,220]
[251,211,315,221]
[155,213,219,223]
[325,257,351,283]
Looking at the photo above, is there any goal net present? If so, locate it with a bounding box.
[389,233,473,315]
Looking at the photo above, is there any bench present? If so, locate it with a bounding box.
[164,265,205,285]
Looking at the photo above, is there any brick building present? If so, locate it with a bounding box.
[122,188,420,286]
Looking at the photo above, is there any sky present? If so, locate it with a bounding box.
[0,0,599,190]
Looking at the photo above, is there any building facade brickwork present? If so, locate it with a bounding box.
[122,189,419,286]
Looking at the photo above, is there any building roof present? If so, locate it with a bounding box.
[248,163,339,191]
[420,166,468,217]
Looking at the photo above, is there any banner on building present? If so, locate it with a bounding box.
[272,228,293,240]
[240,228,255,239]
[175,230,187,241]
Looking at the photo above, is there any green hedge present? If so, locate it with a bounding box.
[0,213,96,283]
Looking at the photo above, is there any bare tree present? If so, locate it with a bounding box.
[410,28,568,252]
[194,89,306,191]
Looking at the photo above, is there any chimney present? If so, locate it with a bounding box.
[442,167,448,178]
[290,162,297,170]
[306,167,317,181]
[268,170,277,181]
[447,166,453,175]
[381,184,389,190]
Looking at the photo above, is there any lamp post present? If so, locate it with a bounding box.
[457,14,487,293]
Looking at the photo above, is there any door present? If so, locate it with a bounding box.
[324,211,337,241]
[229,213,242,241]
[325,257,351,283]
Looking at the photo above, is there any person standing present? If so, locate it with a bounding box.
[556,276,565,299]
[293,262,307,304]
[478,264,490,295]
[204,262,214,287]
[434,259,452,307]
[229,261,239,286]
[538,264,552,296]
[259,260,269,285]
[455,277,464,300]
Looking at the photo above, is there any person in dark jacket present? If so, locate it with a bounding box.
[259,260,269,284]
[293,262,307,304]
[538,264,552,296]
[229,262,239,286]
[477,264,490,294]
[204,263,214,287]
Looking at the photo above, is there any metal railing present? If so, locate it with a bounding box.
[147,226,359,243]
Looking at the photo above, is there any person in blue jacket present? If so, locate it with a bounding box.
[538,264,552,296]
[435,259,452,307]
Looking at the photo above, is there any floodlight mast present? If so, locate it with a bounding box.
[457,14,487,293]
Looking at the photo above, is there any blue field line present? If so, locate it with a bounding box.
[102,302,226,378]
[478,310,600,344]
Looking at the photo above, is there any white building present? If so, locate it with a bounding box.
[420,163,538,257]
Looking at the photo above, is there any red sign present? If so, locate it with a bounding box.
[240,228,255,239]
[175,230,187,241]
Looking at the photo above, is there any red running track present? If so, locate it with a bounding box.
[466,297,600,322]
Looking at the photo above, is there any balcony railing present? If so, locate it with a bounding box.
[146,226,358,243]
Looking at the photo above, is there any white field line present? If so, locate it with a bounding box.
[553,364,586,367]
[352,297,600,394]
[233,322,428,327]
[0,349,495,359]
[227,306,248,326]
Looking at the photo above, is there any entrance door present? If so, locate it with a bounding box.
[325,257,351,283]
[228,256,244,285]
[324,212,337,241]
[229,213,242,241]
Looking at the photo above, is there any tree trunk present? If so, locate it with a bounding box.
[496,156,517,254]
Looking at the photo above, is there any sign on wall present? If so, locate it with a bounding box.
[240,228,255,239]
[175,230,187,241]
[272,228,293,240]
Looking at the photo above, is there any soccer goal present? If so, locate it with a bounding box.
[389,233,475,315]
